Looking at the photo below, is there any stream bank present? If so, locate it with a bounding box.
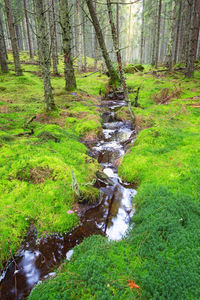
[0,96,136,300]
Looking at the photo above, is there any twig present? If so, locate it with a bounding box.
[83,70,99,77]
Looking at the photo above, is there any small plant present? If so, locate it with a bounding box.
[153,87,182,104]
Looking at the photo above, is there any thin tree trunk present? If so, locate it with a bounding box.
[106,0,135,122]
[197,31,200,59]
[52,0,59,65]
[0,8,8,73]
[185,0,200,77]
[174,0,182,64]
[116,3,119,45]
[167,0,176,72]
[34,0,55,111]
[179,2,187,62]
[94,1,98,69]
[155,0,162,68]
[60,0,77,91]
[15,20,23,51]
[159,2,166,62]
[86,0,119,85]
[76,0,82,71]
[21,17,28,51]
[48,0,58,75]
[128,5,132,63]
[4,0,22,75]
[140,0,145,64]
[24,0,33,59]
[82,8,87,72]
[151,2,157,66]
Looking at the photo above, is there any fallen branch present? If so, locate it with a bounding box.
[83,70,99,77]
[15,128,34,137]
[26,115,37,126]
[134,87,140,107]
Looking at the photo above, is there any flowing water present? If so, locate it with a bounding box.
[0,98,136,300]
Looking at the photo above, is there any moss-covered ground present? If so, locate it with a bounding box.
[0,54,108,269]
[29,67,200,299]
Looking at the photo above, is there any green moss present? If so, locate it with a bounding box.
[29,70,200,300]
[0,64,102,268]
[124,64,144,74]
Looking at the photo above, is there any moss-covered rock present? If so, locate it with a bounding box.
[124,64,144,74]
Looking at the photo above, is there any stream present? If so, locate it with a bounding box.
[0,97,136,300]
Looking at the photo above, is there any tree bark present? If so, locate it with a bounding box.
[15,20,23,51]
[93,1,98,69]
[185,0,200,77]
[167,0,176,72]
[174,0,182,64]
[4,0,22,75]
[23,0,33,59]
[76,0,83,71]
[60,0,77,91]
[140,0,145,64]
[106,0,135,122]
[151,2,157,66]
[0,8,8,73]
[86,0,119,85]
[34,0,55,111]
[159,2,166,62]
[155,0,162,68]
[48,0,58,75]
[82,8,87,72]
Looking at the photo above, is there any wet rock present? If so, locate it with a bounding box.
[96,170,113,185]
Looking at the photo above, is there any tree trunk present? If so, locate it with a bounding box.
[15,20,24,51]
[4,0,22,75]
[140,0,145,64]
[0,8,8,73]
[34,0,55,111]
[185,0,200,77]
[93,1,98,69]
[76,0,83,72]
[86,0,119,85]
[159,2,166,62]
[106,0,135,122]
[52,0,59,65]
[151,2,157,66]
[197,31,200,59]
[167,0,176,72]
[21,17,28,51]
[48,0,58,75]
[155,0,162,68]
[116,3,119,45]
[82,8,87,72]
[23,0,33,59]
[174,0,182,64]
[60,0,77,91]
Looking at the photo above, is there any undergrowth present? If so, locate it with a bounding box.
[29,69,200,299]
[0,57,106,269]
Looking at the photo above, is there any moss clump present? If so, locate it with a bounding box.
[37,131,60,143]
[124,64,144,74]
[115,107,132,121]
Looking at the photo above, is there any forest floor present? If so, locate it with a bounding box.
[0,54,107,269]
[1,55,200,299]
